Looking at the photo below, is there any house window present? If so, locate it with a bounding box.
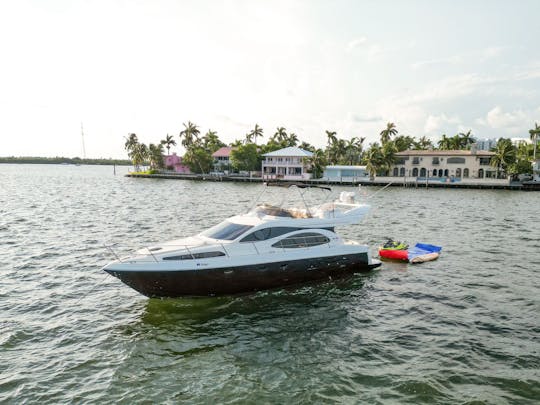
[412,168,419,176]
[399,167,405,177]
[447,157,465,164]
[393,167,398,176]
[479,157,491,165]
[412,157,420,165]
[463,168,469,178]
[432,158,440,165]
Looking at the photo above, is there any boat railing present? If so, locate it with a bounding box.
[104,235,333,263]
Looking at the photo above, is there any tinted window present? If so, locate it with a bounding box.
[163,254,195,261]
[240,227,300,242]
[272,232,330,249]
[163,251,225,260]
[194,251,226,259]
[200,221,253,240]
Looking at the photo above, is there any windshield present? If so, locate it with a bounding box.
[199,221,253,240]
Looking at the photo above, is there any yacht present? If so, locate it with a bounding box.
[103,185,381,297]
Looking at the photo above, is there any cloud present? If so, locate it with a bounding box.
[475,106,534,135]
[411,46,505,69]
[424,114,462,134]
[411,55,462,70]
[348,112,382,123]
[346,36,367,51]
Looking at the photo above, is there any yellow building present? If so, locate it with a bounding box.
[391,148,497,179]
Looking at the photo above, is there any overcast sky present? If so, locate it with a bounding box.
[1,0,539,158]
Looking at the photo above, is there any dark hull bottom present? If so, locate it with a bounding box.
[105,253,381,298]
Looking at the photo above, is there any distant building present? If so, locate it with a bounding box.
[323,165,368,180]
[476,138,498,151]
[212,147,235,173]
[390,147,497,179]
[261,147,313,180]
[163,153,191,173]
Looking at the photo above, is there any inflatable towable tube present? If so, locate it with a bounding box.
[379,241,442,263]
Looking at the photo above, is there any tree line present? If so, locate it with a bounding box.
[123,121,540,178]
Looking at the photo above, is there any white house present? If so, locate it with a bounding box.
[390,147,497,179]
[261,147,313,180]
[323,165,368,180]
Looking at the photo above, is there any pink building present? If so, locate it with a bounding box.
[163,153,191,173]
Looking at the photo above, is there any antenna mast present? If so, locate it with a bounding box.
[81,122,87,159]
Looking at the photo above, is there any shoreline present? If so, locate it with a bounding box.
[125,172,539,191]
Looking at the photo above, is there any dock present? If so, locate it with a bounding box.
[125,173,536,190]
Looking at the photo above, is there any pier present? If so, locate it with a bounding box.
[125,173,534,190]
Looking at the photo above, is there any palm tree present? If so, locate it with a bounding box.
[179,121,201,149]
[148,143,164,169]
[529,122,540,160]
[393,135,415,152]
[449,134,461,150]
[124,133,138,154]
[458,130,476,149]
[298,141,315,152]
[344,137,364,165]
[248,124,264,145]
[124,133,139,170]
[272,127,288,143]
[132,143,149,172]
[325,130,338,147]
[380,122,398,145]
[438,134,451,150]
[161,134,176,155]
[202,130,225,153]
[364,144,384,180]
[414,136,434,150]
[490,138,516,178]
[304,149,327,179]
[286,132,299,147]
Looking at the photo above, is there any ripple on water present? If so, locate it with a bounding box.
[1,166,539,403]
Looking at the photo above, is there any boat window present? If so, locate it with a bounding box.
[271,232,330,249]
[199,221,253,240]
[163,251,226,260]
[241,227,335,242]
[163,254,194,261]
[193,251,226,259]
[240,227,300,242]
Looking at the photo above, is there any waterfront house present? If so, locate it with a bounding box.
[323,165,368,181]
[261,147,313,180]
[163,153,191,173]
[212,147,235,173]
[390,146,496,179]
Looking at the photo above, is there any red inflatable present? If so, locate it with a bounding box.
[379,249,408,261]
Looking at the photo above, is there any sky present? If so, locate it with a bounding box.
[0,0,539,159]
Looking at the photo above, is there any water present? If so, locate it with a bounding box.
[1,164,539,404]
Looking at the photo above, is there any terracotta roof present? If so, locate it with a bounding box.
[211,147,235,157]
[395,149,495,156]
